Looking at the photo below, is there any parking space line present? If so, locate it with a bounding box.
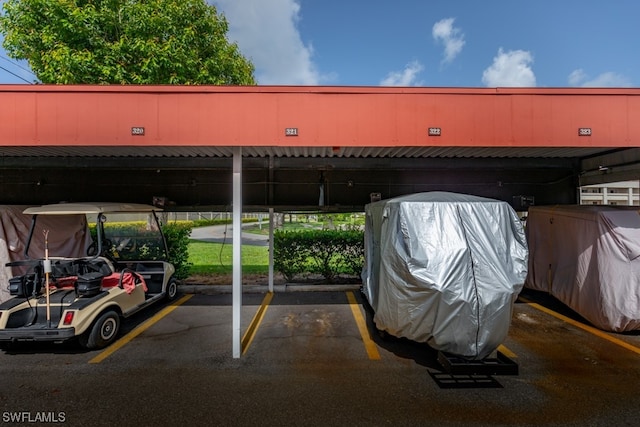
[241,291,273,355]
[346,291,381,360]
[89,294,193,364]
[498,344,517,359]
[520,296,640,356]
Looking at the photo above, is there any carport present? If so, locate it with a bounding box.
[1,85,640,357]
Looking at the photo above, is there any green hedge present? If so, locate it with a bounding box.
[162,222,193,279]
[273,229,364,282]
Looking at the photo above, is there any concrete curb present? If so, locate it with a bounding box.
[180,283,362,295]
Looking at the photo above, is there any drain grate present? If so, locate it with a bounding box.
[429,372,503,389]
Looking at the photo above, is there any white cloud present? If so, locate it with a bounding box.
[568,69,632,87]
[211,0,322,85]
[432,18,465,64]
[482,48,536,87]
[380,61,424,86]
[568,69,588,86]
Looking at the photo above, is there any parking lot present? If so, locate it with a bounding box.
[1,287,640,427]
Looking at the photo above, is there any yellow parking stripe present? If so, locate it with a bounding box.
[241,292,273,355]
[89,294,193,364]
[346,291,381,360]
[520,296,640,356]
[497,344,517,359]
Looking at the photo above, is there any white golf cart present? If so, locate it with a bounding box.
[0,203,177,350]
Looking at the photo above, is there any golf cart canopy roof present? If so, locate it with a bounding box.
[23,202,161,215]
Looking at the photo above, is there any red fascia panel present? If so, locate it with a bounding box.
[1,85,639,148]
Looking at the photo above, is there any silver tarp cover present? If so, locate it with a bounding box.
[525,205,640,332]
[361,192,528,359]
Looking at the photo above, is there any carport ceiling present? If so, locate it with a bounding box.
[0,145,614,159]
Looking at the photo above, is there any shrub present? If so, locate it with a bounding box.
[273,231,309,282]
[162,222,193,279]
[333,230,365,276]
[273,229,364,283]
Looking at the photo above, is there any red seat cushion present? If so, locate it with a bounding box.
[101,273,121,288]
[102,272,148,294]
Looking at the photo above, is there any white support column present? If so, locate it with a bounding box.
[232,147,243,358]
[268,207,274,293]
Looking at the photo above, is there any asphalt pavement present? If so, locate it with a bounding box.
[2,226,640,426]
[190,223,269,246]
[2,290,640,427]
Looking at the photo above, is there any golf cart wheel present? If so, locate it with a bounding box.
[165,278,178,301]
[81,310,120,350]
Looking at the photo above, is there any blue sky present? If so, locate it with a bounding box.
[1,0,638,87]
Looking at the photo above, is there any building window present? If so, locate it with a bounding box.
[581,188,601,194]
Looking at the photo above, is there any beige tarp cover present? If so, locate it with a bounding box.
[525,205,640,332]
[361,192,528,360]
[0,206,91,303]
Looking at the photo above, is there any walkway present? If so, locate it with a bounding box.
[189,224,269,246]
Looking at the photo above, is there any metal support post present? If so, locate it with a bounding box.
[232,147,242,358]
[268,207,274,293]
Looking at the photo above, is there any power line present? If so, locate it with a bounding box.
[0,63,33,84]
[0,54,36,76]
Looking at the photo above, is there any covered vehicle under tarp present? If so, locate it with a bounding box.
[525,205,640,332]
[361,192,528,359]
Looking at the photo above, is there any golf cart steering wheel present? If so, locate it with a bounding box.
[87,239,113,258]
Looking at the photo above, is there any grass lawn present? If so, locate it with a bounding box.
[242,221,322,235]
[188,240,269,275]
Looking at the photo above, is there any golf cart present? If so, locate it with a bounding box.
[0,202,177,350]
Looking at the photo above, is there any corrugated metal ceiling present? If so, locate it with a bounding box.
[0,145,611,159]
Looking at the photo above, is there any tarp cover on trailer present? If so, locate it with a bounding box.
[525,205,640,332]
[361,192,528,359]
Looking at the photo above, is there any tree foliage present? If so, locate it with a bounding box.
[0,0,256,84]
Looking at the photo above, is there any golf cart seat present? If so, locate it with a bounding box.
[100,270,148,294]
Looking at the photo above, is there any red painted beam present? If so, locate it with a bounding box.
[1,85,639,148]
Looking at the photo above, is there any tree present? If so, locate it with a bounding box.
[0,0,256,85]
